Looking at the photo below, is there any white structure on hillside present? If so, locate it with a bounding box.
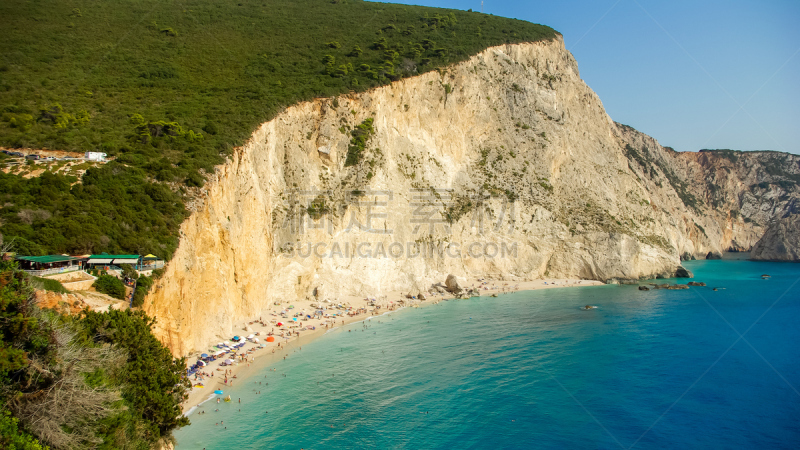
[85,152,107,161]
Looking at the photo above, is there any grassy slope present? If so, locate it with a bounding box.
[0,0,556,258]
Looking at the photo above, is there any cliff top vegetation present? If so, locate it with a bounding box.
[0,0,556,258]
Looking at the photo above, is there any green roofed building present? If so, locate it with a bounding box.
[16,255,82,276]
[86,253,141,267]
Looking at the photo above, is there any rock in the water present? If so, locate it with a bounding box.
[750,214,800,261]
[674,266,694,278]
[638,285,650,291]
[706,251,723,260]
[680,252,696,261]
[687,281,706,286]
[667,284,690,289]
[445,274,462,294]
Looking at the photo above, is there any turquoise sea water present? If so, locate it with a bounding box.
[175,260,800,449]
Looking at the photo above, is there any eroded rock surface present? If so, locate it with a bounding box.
[751,214,800,261]
[143,38,800,355]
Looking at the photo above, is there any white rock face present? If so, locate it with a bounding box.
[144,37,799,355]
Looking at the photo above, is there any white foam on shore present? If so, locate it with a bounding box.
[184,393,217,417]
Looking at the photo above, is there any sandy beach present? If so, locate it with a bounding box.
[180,276,603,414]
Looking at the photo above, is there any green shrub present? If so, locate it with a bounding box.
[344,118,375,167]
[131,275,153,308]
[0,164,185,259]
[5,236,45,256]
[92,275,125,300]
[119,264,139,280]
[0,262,187,448]
[79,309,191,440]
[0,410,49,450]
[30,276,69,294]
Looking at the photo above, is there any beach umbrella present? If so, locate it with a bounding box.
[292,317,298,322]
[224,359,234,364]
[197,360,206,366]
[246,334,255,340]
[253,338,259,343]
[266,336,275,342]
[276,322,283,326]
[201,353,209,358]
[233,336,240,341]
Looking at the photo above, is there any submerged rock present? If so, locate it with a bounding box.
[667,284,690,290]
[638,285,650,291]
[687,281,706,286]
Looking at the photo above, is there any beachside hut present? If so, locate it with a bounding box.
[140,254,164,270]
[16,255,82,276]
[86,253,141,270]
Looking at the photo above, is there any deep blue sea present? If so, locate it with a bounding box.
[174,259,800,449]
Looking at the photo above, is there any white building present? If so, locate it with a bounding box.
[84,152,107,161]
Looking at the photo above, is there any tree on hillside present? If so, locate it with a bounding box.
[0,260,125,449]
[1,260,190,449]
[80,310,190,441]
[0,410,49,450]
[92,275,126,300]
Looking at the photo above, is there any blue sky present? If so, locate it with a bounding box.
[378,0,800,154]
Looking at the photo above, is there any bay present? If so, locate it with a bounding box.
[175,259,800,449]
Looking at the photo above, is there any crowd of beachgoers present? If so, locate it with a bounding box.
[180,277,603,413]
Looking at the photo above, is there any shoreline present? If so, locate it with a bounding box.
[179,276,603,414]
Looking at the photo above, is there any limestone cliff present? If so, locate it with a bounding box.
[751,214,800,261]
[143,36,800,355]
[615,131,800,257]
